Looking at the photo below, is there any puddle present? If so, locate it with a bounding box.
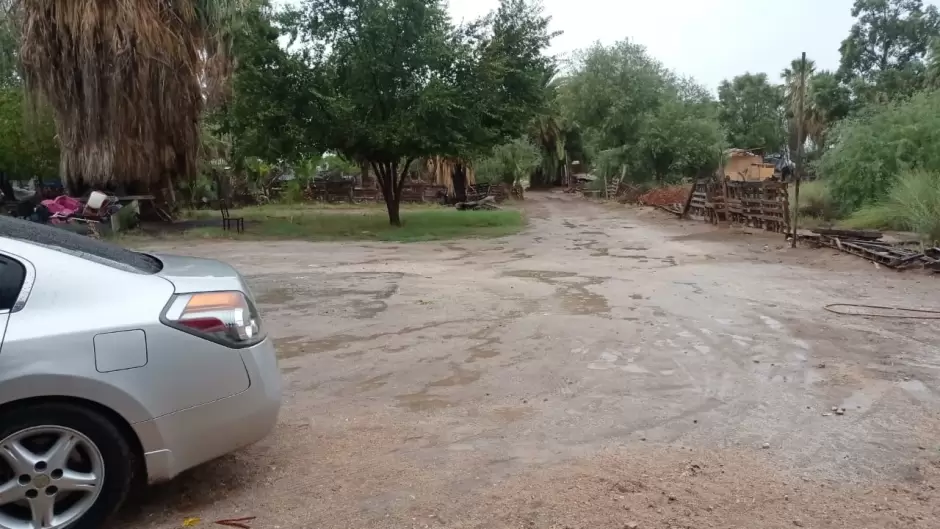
[281,366,300,374]
[467,342,501,363]
[428,365,481,387]
[357,373,393,392]
[502,270,609,315]
[502,270,577,281]
[395,389,452,412]
[630,294,644,300]
[559,287,610,315]
[349,299,389,319]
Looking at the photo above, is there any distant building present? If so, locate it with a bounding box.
[723,149,777,181]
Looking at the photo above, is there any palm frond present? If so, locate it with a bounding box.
[14,0,245,189]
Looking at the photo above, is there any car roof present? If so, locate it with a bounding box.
[0,216,162,274]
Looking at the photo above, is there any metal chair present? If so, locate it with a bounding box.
[220,200,244,233]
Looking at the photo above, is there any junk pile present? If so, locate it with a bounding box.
[455,196,500,211]
[14,191,140,236]
[809,228,940,272]
[638,185,691,213]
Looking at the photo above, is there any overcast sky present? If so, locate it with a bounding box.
[283,0,940,90]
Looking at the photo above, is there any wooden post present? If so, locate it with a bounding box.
[791,52,807,248]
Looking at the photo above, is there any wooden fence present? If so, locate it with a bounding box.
[309,182,448,203]
[686,179,789,234]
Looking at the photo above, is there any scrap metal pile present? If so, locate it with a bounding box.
[809,229,940,272]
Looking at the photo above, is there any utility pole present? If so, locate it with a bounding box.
[791,52,807,249]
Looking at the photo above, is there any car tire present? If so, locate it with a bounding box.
[0,402,137,529]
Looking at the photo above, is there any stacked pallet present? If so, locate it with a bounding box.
[725,181,788,233]
[811,229,940,271]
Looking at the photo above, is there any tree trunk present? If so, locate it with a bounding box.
[385,192,401,226]
[373,160,402,227]
[452,162,468,202]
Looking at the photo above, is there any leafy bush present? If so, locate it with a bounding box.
[476,138,542,187]
[818,89,940,213]
[843,170,940,243]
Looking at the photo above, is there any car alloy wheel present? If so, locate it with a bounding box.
[0,426,104,529]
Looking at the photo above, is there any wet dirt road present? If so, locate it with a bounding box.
[126,192,940,528]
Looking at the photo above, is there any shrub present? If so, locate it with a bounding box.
[818,89,940,214]
[791,180,837,221]
[844,170,940,243]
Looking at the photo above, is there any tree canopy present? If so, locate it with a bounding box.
[717,73,785,153]
[559,41,723,183]
[228,0,556,224]
[818,88,940,213]
[839,0,940,102]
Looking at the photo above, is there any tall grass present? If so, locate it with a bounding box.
[791,180,837,222]
[844,170,940,243]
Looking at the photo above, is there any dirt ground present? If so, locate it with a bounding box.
[121,191,940,529]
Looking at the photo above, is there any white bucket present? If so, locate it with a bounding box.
[87,191,109,210]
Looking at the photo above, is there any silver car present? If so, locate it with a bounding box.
[0,217,282,529]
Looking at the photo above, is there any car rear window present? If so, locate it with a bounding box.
[0,216,163,274]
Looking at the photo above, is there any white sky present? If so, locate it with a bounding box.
[283,0,940,90]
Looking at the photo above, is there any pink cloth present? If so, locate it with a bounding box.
[41,195,82,217]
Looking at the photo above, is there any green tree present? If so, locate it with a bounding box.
[808,71,854,149]
[477,137,542,188]
[641,98,724,182]
[529,73,568,186]
[818,88,940,212]
[0,88,59,181]
[561,41,671,158]
[559,40,722,182]
[717,73,785,152]
[0,9,58,184]
[286,0,554,225]
[839,0,940,102]
[214,1,317,168]
[0,5,19,89]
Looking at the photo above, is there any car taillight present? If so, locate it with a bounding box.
[162,291,264,348]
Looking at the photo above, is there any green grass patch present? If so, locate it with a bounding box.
[157,206,525,242]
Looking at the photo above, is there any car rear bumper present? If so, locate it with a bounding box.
[134,338,282,483]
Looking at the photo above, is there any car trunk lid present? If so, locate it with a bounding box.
[152,254,253,296]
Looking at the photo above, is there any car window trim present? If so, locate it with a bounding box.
[0,250,35,314]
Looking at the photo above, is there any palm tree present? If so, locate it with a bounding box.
[12,0,243,199]
[781,57,829,152]
[529,72,567,187]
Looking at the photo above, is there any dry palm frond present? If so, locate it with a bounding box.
[15,0,244,190]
